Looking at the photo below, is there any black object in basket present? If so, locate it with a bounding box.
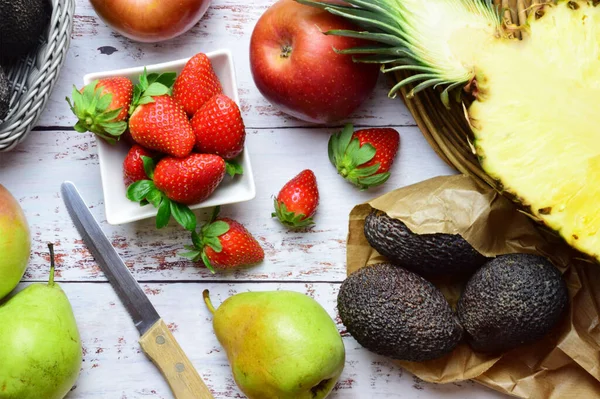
[0,0,75,152]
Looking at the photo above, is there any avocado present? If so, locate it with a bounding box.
[0,65,9,121]
[337,263,463,362]
[0,0,49,59]
[364,209,487,278]
[457,253,568,353]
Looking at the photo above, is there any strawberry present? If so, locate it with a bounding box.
[122,144,158,185]
[328,123,400,189]
[153,154,226,205]
[66,77,133,143]
[126,153,226,231]
[191,94,246,160]
[127,69,195,158]
[181,206,264,272]
[272,169,319,228]
[129,94,195,158]
[172,53,223,117]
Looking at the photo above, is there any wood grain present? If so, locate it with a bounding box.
[140,319,215,399]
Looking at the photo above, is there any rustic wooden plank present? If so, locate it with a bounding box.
[38,0,416,129]
[2,281,504,398]
[0,126,455,283]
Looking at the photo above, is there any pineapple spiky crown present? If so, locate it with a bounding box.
[296,0,503,106]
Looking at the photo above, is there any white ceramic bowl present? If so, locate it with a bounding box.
[83,49,256,225]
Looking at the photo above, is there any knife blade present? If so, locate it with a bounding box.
[61,181,214,399]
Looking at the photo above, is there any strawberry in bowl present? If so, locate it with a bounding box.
[72,50,256,227]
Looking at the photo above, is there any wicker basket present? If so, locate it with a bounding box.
[396,0,547,192]
[0,0,76,152]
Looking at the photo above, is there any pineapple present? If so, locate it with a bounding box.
[297,0,600,261]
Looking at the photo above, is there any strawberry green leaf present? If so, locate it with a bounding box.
[102,121,128,136]
[140,199,149,206]
[209,206,221,223]
[328,133,336,165]
[146,189,163,208]
[96,93,113,112]
[126,180,155,202]
[350,164,380,178]
[201,250,216,274]
[73,121,88,133]
[141,156,156,180]
[191,230,203,249]
[155,72,177,89]
[352,142,376,165]
[156,197,171,229]
[100,108,122,122]
[336,123,354,161]
[144,82,170,97]
[225,161,244,177]
[139,68,149,91]
[146,73,159,84]
[180,250,202,261]
[272,199,314,228]
[204,221,229,237]
[204,236,223,253]
[170,201,197,231]
[357,172,390,188]
[138,96,155,105]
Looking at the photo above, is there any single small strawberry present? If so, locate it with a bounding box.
[126,153,226,231]
[153,153,226,205]
[191,94,246,160]
[66,77,134,143]
[173,53,223,117]
[129,94,195,158]
[329,123,400,189]
[126,69,195,158]
[122,144,159,185]
[181,206,264,272]
[272,169,319,228]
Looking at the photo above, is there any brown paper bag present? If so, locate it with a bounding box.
[347,175,600,398]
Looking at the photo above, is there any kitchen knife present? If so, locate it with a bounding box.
[61,181,214,399]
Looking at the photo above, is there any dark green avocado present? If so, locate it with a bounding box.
[0,65,9,121]
[364,209,487,278]
[0,0,49,59]
[457,253,568,353]
[337,263,463,362]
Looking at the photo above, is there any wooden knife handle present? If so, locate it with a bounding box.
[139,319,214,399]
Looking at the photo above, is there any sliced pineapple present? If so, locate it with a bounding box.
[297,0,600,261]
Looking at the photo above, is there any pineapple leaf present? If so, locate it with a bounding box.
[325,29,408,48]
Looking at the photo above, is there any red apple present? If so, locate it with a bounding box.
[89,0,212,43]
[249,0,379,124]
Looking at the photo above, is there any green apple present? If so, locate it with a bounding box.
[0,243,82,399]
[0,184,30,300]
[204,289,346,399]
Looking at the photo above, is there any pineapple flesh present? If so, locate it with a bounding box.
[471,2,600,259]
[297,0,600,261]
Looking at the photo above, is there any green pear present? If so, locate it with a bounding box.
[0,184,31,300]
[204,289,345,399]
[0,243,82,399]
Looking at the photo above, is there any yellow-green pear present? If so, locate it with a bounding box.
[204,289,345,399]
[0,244,82,399]
[0,184,31,300]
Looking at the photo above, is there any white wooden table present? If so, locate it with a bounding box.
[0,1,507,398]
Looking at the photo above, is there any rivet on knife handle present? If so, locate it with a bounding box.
[139,319,214,399]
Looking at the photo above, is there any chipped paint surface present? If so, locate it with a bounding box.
[0,0,507,398]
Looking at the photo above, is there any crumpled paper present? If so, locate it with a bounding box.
[346,175,600,398]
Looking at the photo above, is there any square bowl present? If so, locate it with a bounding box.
[83,49,256,226]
